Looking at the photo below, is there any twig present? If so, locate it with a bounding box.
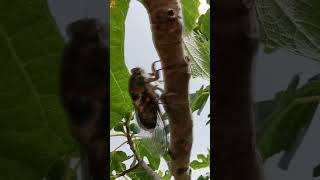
[113,164,140,178]
[112,141,128,152]
[124,118,162,180]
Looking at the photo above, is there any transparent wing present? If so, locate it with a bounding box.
[137,110,169,157]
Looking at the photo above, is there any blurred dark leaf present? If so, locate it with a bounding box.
[256,0,320,61]
[0,0,76,179]
[313,163,320,177]
[256,75,320,164]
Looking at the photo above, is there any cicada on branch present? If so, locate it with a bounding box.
[128,61,169,155]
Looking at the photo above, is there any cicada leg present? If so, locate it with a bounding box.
[146,60,162,83]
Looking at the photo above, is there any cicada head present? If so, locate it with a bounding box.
[131,67,145,75]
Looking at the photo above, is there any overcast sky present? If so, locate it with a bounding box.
[47,0,320,179]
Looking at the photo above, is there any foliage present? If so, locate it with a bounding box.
[0,0,77,179]
[110,0,211,178]
[110,0,133,130]
[1,0,319,179]
[313,163,320,177]
[190,85,210,115]
[256,0,320,61]
[190,151,210,170]
[255,74,320,171]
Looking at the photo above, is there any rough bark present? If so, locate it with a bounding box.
[212,0,264,180]
[143,0,193,180]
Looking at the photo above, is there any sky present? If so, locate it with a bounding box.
[47,0,320,179]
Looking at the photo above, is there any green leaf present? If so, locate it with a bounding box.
[190,85,210,114]
[0,0,76,179]
[127,166,153,180]
[197,10,210,39]
[113,122,125,133]
[313,163,320,177]
[110,0,133,129]
[257,78,320,161]
[159,170,172,180]
[197,175,209,180]
[190,153,210,170]
[184,31,210,81]
[181,0,201,33]
[110,151,128,173]
[256,0,320,61]
[130,123,141,134]
[136,141,161,170]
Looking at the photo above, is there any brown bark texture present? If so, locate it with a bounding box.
[213,0,264,180]
[144,0,193,180]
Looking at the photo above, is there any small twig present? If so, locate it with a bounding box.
[112,141,128,152]
[110,134,127,137]
[125,118,162,180]
[114,164,140,178]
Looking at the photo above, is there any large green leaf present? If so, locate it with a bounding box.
[257,77,320,162]
[184,31,210,81]
[190,85,210,115]
[181,0,201,33]
[256,0,320,61]
[0,0,75,179]
[110,0,133,129]
[136,141,161,171]
[197,10,210,39]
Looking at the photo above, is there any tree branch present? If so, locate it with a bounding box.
[213,0,264,179]
[125,118,162,179]
[143,0,193,179]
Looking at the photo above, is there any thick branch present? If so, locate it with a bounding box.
[144,0,193,180]
[213,0,264,180]
[125,119,161,180]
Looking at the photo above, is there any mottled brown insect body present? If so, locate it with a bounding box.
[129,62,162,130]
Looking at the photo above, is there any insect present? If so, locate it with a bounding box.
[128,60,165,130]
[60,18,108,180]
[128,60,170,155]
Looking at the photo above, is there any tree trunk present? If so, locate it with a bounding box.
[143,0,193,179]
[212,0,264,179]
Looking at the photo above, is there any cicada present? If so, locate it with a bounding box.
[60,18,108,180]
[129,60,169,155]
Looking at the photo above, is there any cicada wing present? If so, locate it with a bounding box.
[138,111,169,157]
